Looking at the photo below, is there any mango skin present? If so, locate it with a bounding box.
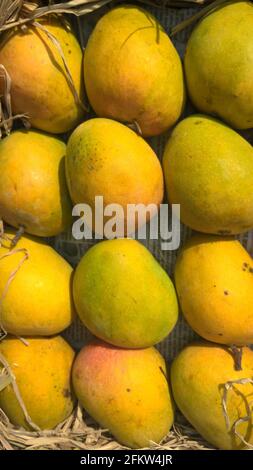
[163,115,253,235]
[66,118,164,232]
[0,230,75,336]
[73,238,178,348]
[185,2,253,130]
[73,340,174,448]
[175,235,253,345]
[0,336,75,430]
[83,6,185,136]
[171,342,253,450]
[0,18,84,133]
[0,130,72,237]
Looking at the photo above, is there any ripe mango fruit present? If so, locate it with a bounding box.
[73,340,174,448]
[0,18,84,133]
[0,336,75,430]
[66,118,164,233]
[175,234,253,345]
[185,2,253,130]
[163,115,253,235]
[73,238,178,348]
[0,230,75,336]
[171,342,253,449]
[83,6,185,136]
[0,130,72,237]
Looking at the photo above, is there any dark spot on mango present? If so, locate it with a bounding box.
[63,388,71,398]
[126,388,131,392]
[224,290,229,295]
[218,333,223,336]
[194,120,202,125]
[242,262,253,273]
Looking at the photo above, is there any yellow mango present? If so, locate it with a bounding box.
[163,115,253,235]
[0,230,75,336]
[175,234,253,345]
[0,336,75,430]
[185,2,253,129]
[83,6,185,136]
[66,118,164,232]
[171,342,253,449]
[73,340,174,448]
[73,238,178,348]
[0,18,84,133]
[0,130,72,237]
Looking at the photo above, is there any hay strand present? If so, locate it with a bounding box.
[0,65,30,137]
[0,227,29,339]
[0,0,212,34]
[0,1,120,32]
[170,0,240,35]
[0,367,12,392]
[232,412,253,449]
[222,377,253,449]
[0,405,212,450]
[0,352,41,432]
[33,20,86,111]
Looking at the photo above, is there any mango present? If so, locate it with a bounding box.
[73,340,174,448]
[175,234,253,345]
[163,115,253,235]
[0,230,75,336]
[83,6,185,136]
[0,18,84,133]
[73,238,178,348]
[0,130,72,237]
[171,342,253,449]
[66,118,164,233]
[0,336,75,430]
[185,2,253,130]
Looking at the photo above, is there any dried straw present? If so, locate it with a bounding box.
[222,377,253,449]
[0,0,211,34]
[0,65,29,137]
[171,0,242,35]
[0,405,213,450]
[0,246,29,336]
[33,20,87,111]
[0,368,11,392]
